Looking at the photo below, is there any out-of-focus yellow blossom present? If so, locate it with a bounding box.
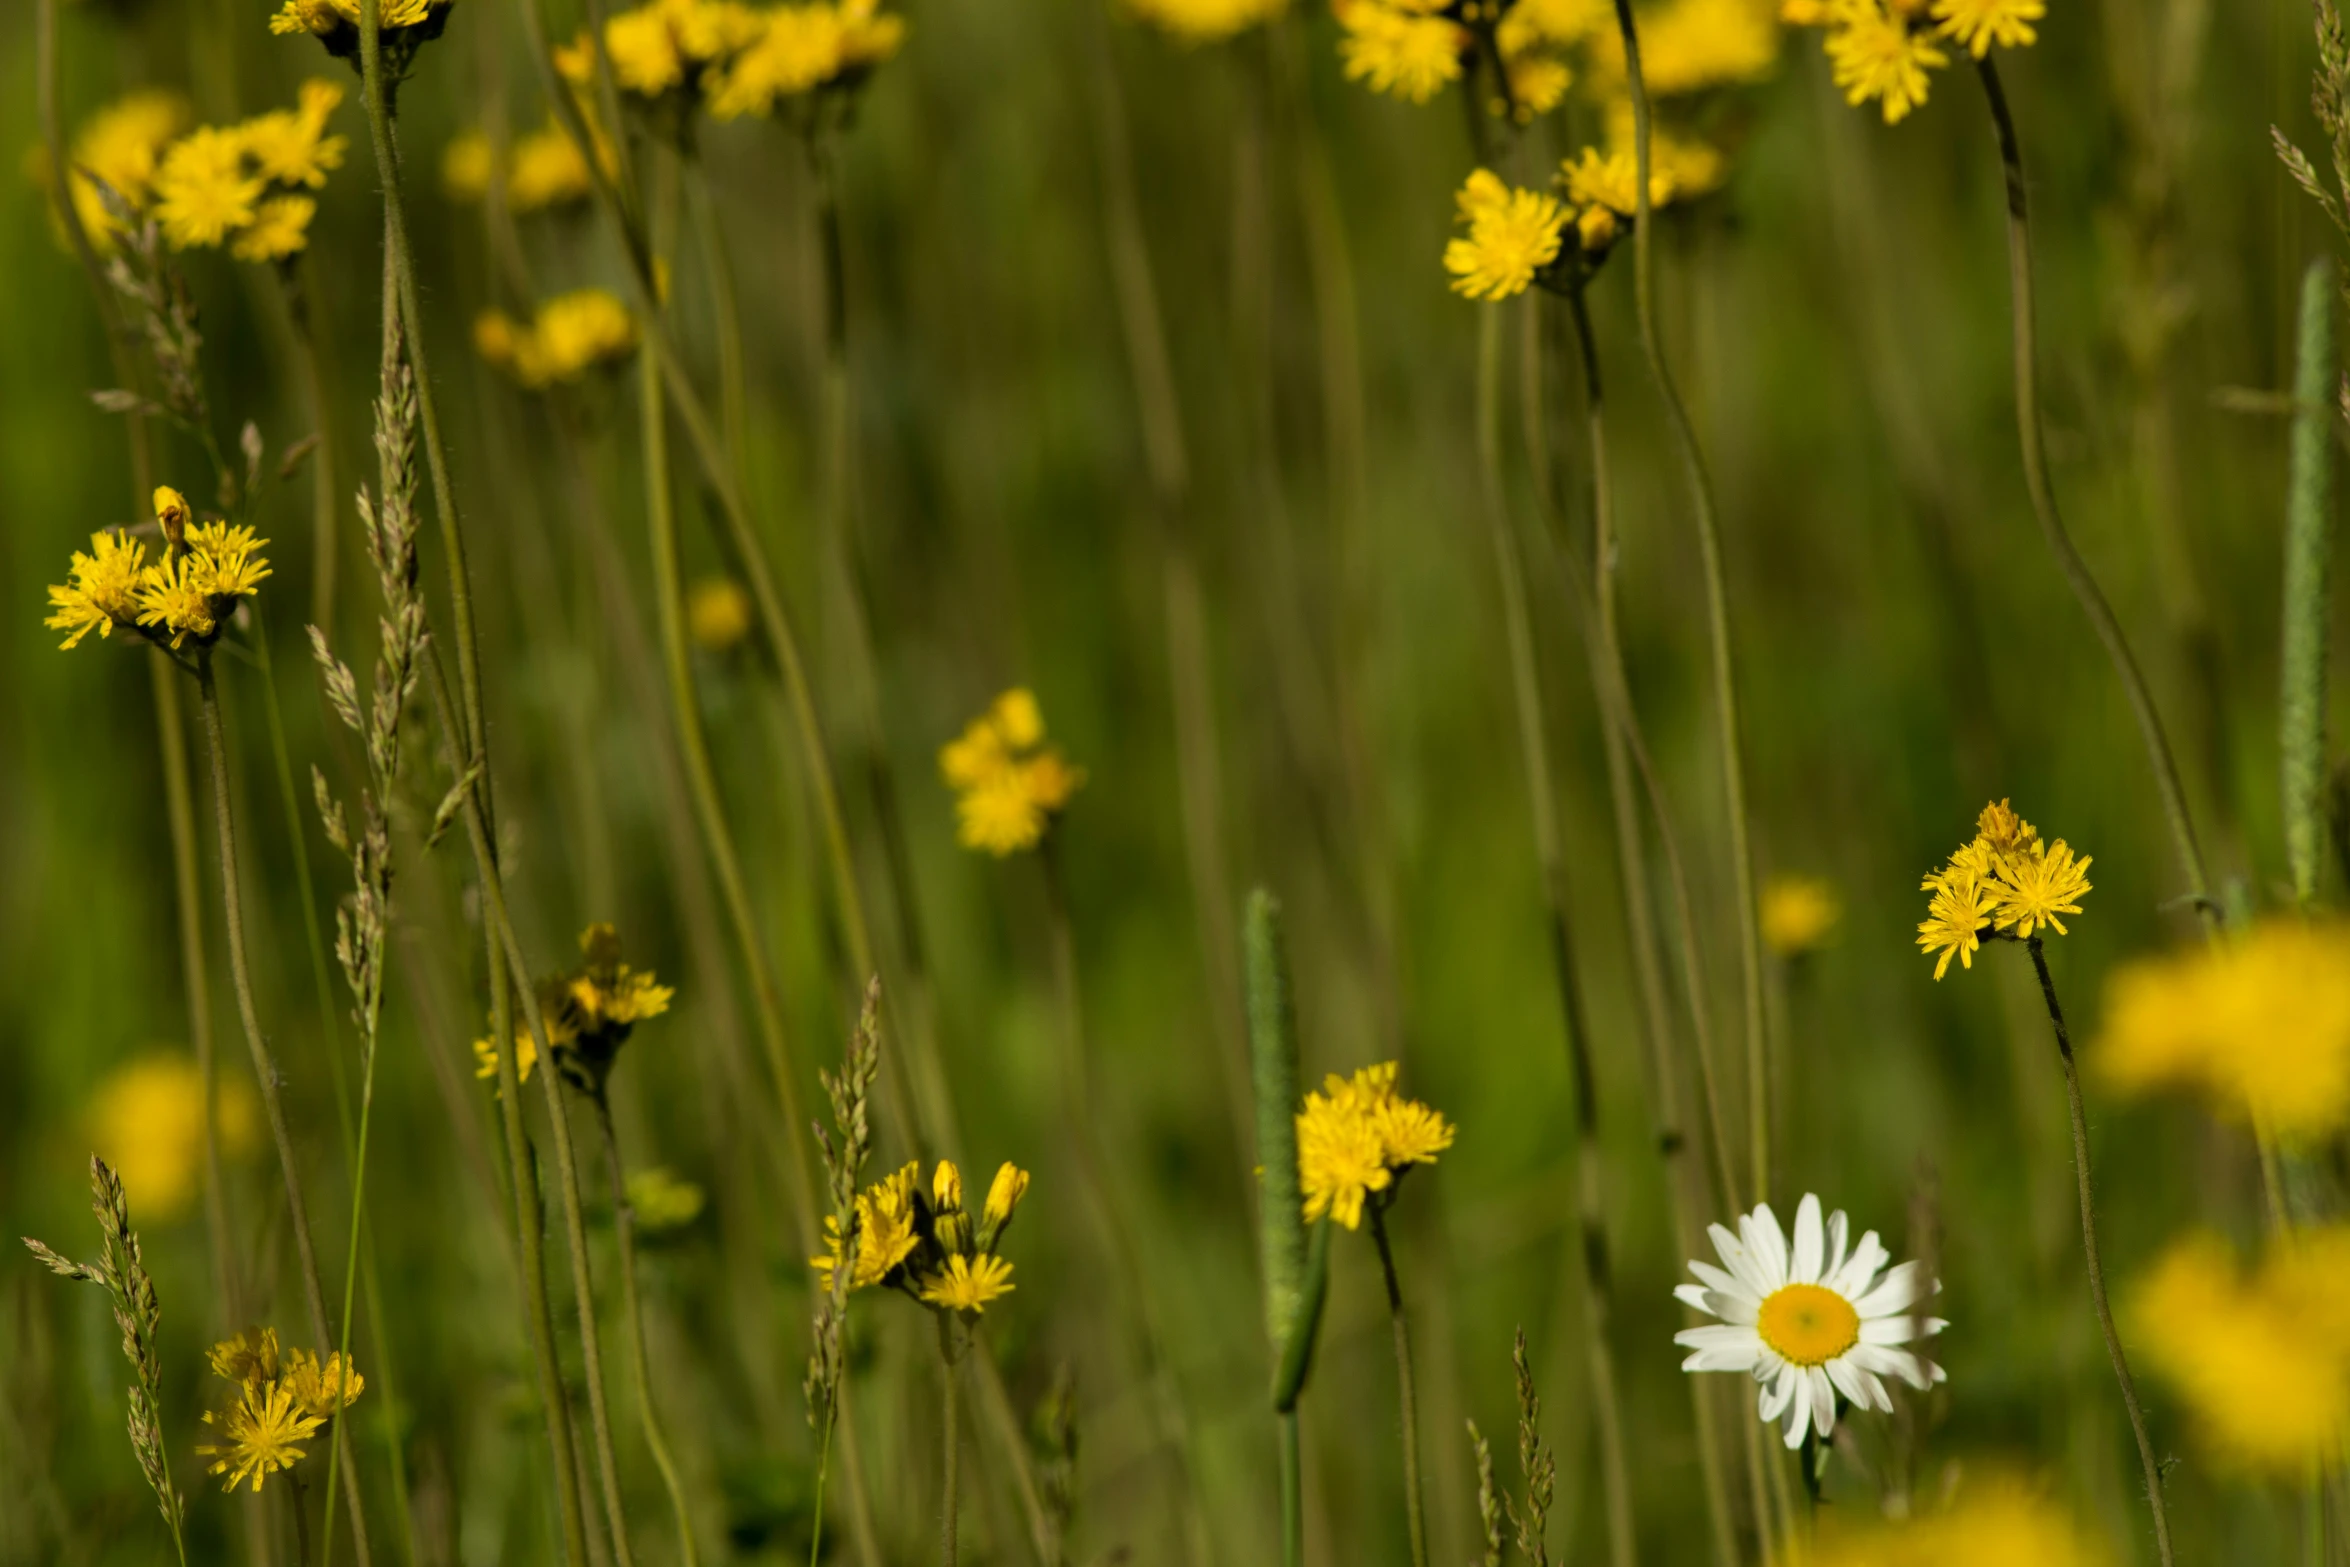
[442,120,608,212]
[1444,169,1566,300]
[687,576,754,650]
[198,1327,363,1494]
[139,83,346,259]
[2098,919,2350,1143]
[1792,1475,2105,1567]
[1335,0,1467,105]
[236,79,347,189]
[1930,0,2040,56]
[705,0,907,119]
[1125,0,1288,44]
[1760,874,1841,956]
[626,1166,708,1233]
[270,0,455,54]
[441,130,494,201]
[939,688,1085,855]
[555,0,766,102]
[1585,0,1780,96]
[2130,1229,2350,1474]
[475,924,673,1094]
[36,90,192,251]
[475,290,639,390]
[230,195,317,263]
[1297,1062,1453,1230]
[1559,144,1678,249]
[153,126,263,249]
[1786,0,2030,123]
[86,1053,260,1223]
[1915,799,2088,979]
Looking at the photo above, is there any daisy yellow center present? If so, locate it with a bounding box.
[1756,1283,1860,1367]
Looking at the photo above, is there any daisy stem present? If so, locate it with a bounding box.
[1611,0,1773,1212]
[1973,58,2213,928]
[2026,936,2174,1567]
[591,1093,699,1567]
[1368,1203,1429,1567]
[937,1316,963,1567]
[1473,303,1638,1567]
[192,651,373,1567]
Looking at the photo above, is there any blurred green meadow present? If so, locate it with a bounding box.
[0,0,2343,1562]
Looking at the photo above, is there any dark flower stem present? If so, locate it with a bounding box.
[2026,936,2173,1566]
[1368,1202,1428,1567]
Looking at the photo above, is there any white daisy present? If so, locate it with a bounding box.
[1673,1193,1947,1449]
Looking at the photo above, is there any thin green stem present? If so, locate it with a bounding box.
[809,1398,839,1567]
[1368,1204,1428,1567]
[285,260,340,638]
[593,1095,698,1567]
[1610,0,1771,1205]
[2026,938,2173,1567]
[687,165,751,497]
[938,1319,963,1567]
[1279,1410,1304,1567]
[193,652,373,1567]
[1973,59,2213,923]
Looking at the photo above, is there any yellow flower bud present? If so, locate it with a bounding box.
[153,485,191,546]
[933,1159,963,1212]
[985,1162,1029,1227]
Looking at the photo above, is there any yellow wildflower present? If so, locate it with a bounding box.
[510,120,604,212]
[1974,795,2036,852]
[1442,169,1566,301]
[1916,800,2087,978]
[627,1166,708,1233]
[88,1054,259,1222]
[1336,0,1466,105]
[44,90,192,250]
[153,126,263,250]
[1297,1062,1453,1230]
[1760,873,1841,956]
[2130,1229,2350,1475]
[472,1027,542,1085]
[1125,0,1288,44]
[1795,1474,2104,1567]
[283,1349,366,1419]
[2098,920,2350,1142]
[235,79,347,190]
[687,576,754,651]
[812,1161,923,1291]
[1985,837,2090,939]
[1930,0,2040,56]
[198,1380,323,1494]
[707,0,905,119]
[1825,3,1946,122]
[984,1162,1030,1230]
[45,529,151,649]
[269,0,444,38]
[208,1327,284,1389]
[1585,0,1781,97]
[230,195,317,262]
[441,129,493,201]
[919,1253,1016,1313]
[940,688,1085,856]
[477,290,639,390]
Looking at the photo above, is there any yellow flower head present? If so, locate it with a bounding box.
[919,1252,1015,1313]
[2130,1229,2350,1475]
[510,120,604,212]
[89,1053,259,1221]
[1586,0,1782,97]
[984,1162,1031,1230]
[1442,169,1566,302]
[477,290,639,390]
[199,1379,323,1494]
[1125,0,1288,45]
[933,1158,964,1213]
[570,922,676,1032]
[153,125,264,250]
[45,90,192,250]
[441,130,494,201]
[1297,1062,1453,1230]
[208,1327,284,1389]
[940,689,1085,856]
[1915,861,1990,980]
[1760,873,1841,956]
[269,0,444,39]
[45,529,151,649]
[2098,920,2350,1143]
[1974,796,2036,852]
[283,1349,366,1419]
[706,0,906,119]
[812,1161,924,1292]
[1824,3,1946,123]
[1986,837,2090,939]
[236,79,348,190]
[627,1166,708,1233]
[231,195,318,263]
[1929,0,2040,56]
[1336,0,1468,105]
[1796,1474,2104,1567]
[688,576,754,650]
[1917,801,2086,977]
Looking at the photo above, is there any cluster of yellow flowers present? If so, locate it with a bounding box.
[1914,798,2091,979]
[2128,1228,2350,1475]
[441,118,612,214]
[474,290,641,391]
[1782,0,2043,125]
[1792,1475,2103,1567]
[473,923,675,1090]
[938,688,1086,857]
[86,1055,259,1225]
[554,0,906,121]
[1296,1062,1454,1230]
[196,1327,365,1494]
[1442,149,1685,299]
[47,82,345,262]
[1759,872,1841,957]
[46,488,272,653]
[2096,919,2350,1143]
[813,1158,1031,1315]
[270,0,457,56]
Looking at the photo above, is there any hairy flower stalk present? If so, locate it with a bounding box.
[2282,258,2335,908]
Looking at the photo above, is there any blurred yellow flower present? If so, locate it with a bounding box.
[2097,920,2350,1142]
[269,0,448,38]
[706,0,907,119]
[230,195,317,263]
[441,129,494,201]
[1297,1062,1453,1230]
[919,1253,1015,1313]
[1822,2,1946,122]
[235,79,346,190]
[153,126,263,249]
[1760,874,1841,956]
[627,1166,708,1233]
[476,290,639,390]
[1336,0,1467,105]
[1930,0,2040,57]
[1559,145,1679,250]
[1443,170,1566,301]
[1915,800,2087,979]
[38,90,192,250]
[1586,0,1781,97]
[2130,1229,2350,1474]
[558,0,766,100]
[687,576,754,651]
[283,1348,366,1419]
[87,1053,259,1222]
[1125,0,1288,44]
[939,688,1085,856]
[1793,1475,2104,1566]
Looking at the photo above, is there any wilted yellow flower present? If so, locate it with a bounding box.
[1125,0,1287,44]
[1760,874,1840,956]
[939,688,1085,856]
[627,1166,708,1233]
[1794,1474,2104,1567]
[88,1054,260,1222]
[2130,1229,2350,1474]
[199,1380,322,1494]
[1823,3,1946,122]
[919,1253,1016,1313]
[40,90,192,250]
[687,576,754,650]
[1929,0,2040,56]
[476,290,639,390]
[1336,0,1467,105]
[1297,1062,1453,1230]
[2098,920,2350,1143]
[1443,170,1566,301]
[209,1327,284,1388]
[153,126,263,250]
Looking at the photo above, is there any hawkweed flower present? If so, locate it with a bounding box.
[144,82,347,263]
[270,0,458,67]
[1336,0,1471,105]
[811,1156,1031,1317]
[1125,0,1290,45]
[1296,1061,1454,1230]
[2097,919,2350,1143]
[2129,1228,2350,1475]
[46,488,272,653]
[473,923,673,1094]
[195,1329,365,1495]
[1674,1193,1946,1449]
[1915,798,2090,979]
[474,289,639,390]
[1444,170,1567,300]
[939,688,1086,856]
[1794,1475,2102,1566]
[87,1053,260,1223]
[440,118,610,213]
[32,90,193,252]
[152,127,263,250]
[702,0,908,120]
[1785,0,2037,123]
[555,0,767,128]
[1760,873,1841,957]
[687,575,754,651]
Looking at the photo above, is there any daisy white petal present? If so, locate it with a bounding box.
[1824,1209,1850,1282]
[1688,1260,1755,1303]
[1744,1204,1790,1288]
[1709,1223,1771,1298]
[1792,1194,1825,1283]
[1854,1260,1930,1318]
[1759,1364,1798,1422]
[1831,1230,1887,1297]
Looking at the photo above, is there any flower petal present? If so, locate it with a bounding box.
[1709,1224,1772,1298]
[1792,1194,1824,1283]
[1743,1204,1790,1291]
[1806,1365,1838,1444]
[1829,1230,1887,1298]
[1853,1260,1931,1319]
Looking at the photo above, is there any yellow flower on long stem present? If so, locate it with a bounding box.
[1336,0,1468,105]
[152,126,264,250]
[199,1380,323,1494]
[1824,4,1946,123]
[1915,800,2087,979]
[1443,170,1566,302]
[1297,1062,1453,1230]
